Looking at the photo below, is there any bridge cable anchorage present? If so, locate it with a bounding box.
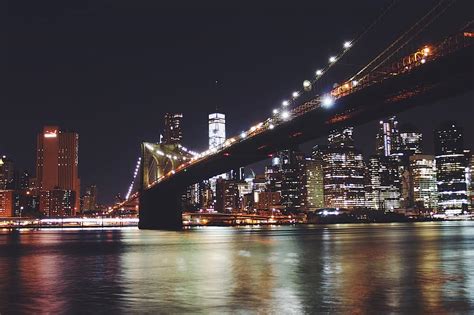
[348,0,457,82]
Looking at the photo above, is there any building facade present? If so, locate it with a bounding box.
[434,122,470,215]
[36,126,80,215]
[367,155,401,210]
[305,153,324,210]
[0,190,14,217]
[409,155,438,209]
[209,113,226,150]
[0,156,14,190]
[324,128,367,209]
[162,113,183,145]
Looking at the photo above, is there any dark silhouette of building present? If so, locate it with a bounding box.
[162,113,183,145]
[215,178,239,213]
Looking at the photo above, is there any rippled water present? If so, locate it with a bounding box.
[0,222,473,313]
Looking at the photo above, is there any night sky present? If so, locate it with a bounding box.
[3,0,473,204]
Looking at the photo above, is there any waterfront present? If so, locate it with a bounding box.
[0,222,473,313]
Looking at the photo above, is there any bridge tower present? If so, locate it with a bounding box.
[138,142,193,230]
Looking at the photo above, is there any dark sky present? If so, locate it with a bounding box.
[2,0,473,204]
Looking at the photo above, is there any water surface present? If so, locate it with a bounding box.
[1,222,473,313]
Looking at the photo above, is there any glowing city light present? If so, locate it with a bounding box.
[269,124,275,129]
[343,41,352,49]
[281,111,290,120]
[329,56,337,63]
[315,69,323,76]
[303,80,312,90]
[352,80,358,86]
[273,108,279,114]
[240,131,247,138]
[322,94,335,107]
[282,100,289,106]
[421,58,426,64]
[292,91,299,98]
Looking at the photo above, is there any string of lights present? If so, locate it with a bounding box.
[125,157,141,199]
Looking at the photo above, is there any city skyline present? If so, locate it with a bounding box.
[2,1,473,204]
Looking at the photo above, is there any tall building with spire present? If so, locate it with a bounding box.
[36,126,80,215]
[208,113,226,150]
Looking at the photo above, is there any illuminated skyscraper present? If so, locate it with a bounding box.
[270,148,306,213]
[469,156,474,211]
[0,156,14,189]
[434,121,469,215]
[305,147,325,210]
[324,128,367,209]
[376,116,401,157]
[367,155,401,210]
[209,113,226,150]
[162,113,183,145]
[409,155,438,209]
[36,126,80,215]
[399,124,423,156]
[0,190,14,217]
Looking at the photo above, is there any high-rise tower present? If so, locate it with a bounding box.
[208,113,226,150]
[36,126,80,215]
[162,113,183,145]
[434,121,470,215]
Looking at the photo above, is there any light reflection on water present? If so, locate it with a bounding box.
[0,222,473,313]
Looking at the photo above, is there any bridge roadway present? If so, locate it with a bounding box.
[139,39,473,230]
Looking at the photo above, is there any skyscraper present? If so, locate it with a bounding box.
[367,155,401,210]
[271,148,306,213]
[82,185,98,211]
[409,155,438,209]
[324,128,367,209]
[399,124,423,156]
[162,113,183,145]
[0,156,15,190]
[434,121,469,215]
[36,126,80,215]
[305,147,325,210]
[469,156,474,211]
[215,178,239,213]
[209,113,226,150]
[376,117,401,157]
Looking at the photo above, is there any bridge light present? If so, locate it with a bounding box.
[315,69,323,76]
[423,47,430,55]
[240,131,247,138]
[303,80,312,91]
[352,80,358,86]
[281,111,290,120]
[292,91,299,98]
[322,94,335,108]
[421,58,426,64]
[282,100,289,106]
[343,41,352,49]
[329,56,337,63]
[269,124,275,129]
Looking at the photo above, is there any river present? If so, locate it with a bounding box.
[0,222,473,313]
